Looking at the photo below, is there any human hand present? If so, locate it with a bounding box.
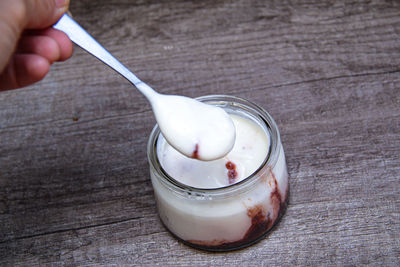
[0,0,73,91]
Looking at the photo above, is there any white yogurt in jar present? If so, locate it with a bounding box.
[148,95,289,251]
[157,114,270,188]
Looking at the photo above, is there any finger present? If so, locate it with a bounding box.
[36,28,73,61]
[23,0,70,29]
[0,54,50,91]
[22,28,74,61]
[17,35,60,63]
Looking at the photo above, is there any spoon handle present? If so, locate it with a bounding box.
[53,14,155,98]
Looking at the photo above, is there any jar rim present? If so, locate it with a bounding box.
[147,95,281,195]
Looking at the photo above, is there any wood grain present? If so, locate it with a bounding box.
[0,0,399,265]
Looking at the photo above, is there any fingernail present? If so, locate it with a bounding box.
[55,0,69,8]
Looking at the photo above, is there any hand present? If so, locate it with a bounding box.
[0,0,73,91]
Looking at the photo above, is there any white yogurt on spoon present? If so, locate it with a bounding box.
[150,93,236,161]
[137,83,236,161]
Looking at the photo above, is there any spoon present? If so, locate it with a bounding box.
[53,14,235,161]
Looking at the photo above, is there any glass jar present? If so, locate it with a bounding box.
[147,95,289,251]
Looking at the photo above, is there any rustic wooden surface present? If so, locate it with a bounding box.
[1,0,399,266]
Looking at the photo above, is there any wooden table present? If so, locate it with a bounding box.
[1,0,399,265]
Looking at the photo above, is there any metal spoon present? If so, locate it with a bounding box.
[53,14,235,161]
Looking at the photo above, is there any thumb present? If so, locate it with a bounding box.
[23,0,70,29]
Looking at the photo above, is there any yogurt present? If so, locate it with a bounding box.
[147,95,289,251]
[157,114,270,188]
[149,93,236,161]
